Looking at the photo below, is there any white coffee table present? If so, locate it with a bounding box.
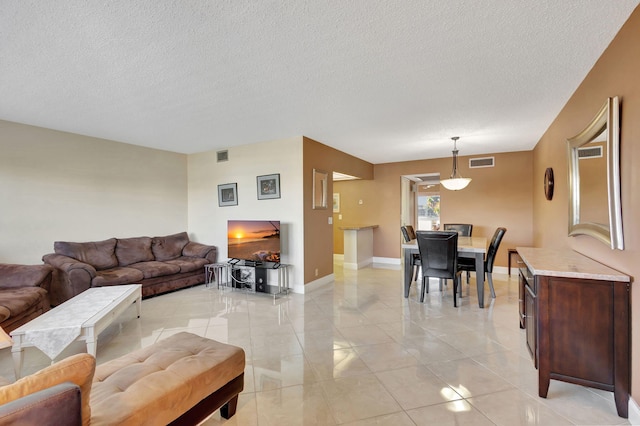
[10,284,142,379]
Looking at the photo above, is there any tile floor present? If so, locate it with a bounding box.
[0,264,631,425]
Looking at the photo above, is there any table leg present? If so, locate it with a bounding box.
[136,294,142,318]
[403,248,413,297]
[475,252,485,308]
[11,338,24,380]
[85,327,97,356]
[508,248,518,276]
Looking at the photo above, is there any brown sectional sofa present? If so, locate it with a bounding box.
[43,232,216,306]
[0,264,53,332]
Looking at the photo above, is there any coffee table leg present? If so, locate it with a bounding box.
[85,327,97,356]
[136,294,141,318]
[11,339,24,380]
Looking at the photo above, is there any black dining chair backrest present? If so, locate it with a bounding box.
[401,226,411,243]
[443,223,473,237]
[405,225,417,240]
[485,227,507,273]
[455,227,506,300]
[415,231,458,279]
[416,230,462,305]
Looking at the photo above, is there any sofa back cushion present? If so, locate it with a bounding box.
[54,239,118,271]
[151,232,189,261]
[115,237,154,266]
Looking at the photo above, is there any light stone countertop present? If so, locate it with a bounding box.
[339,225,379,230]
[516,247,630,282]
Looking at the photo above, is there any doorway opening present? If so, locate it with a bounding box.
[401,173,441,232]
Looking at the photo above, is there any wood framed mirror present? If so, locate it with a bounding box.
[567,96,623,249]
[312,169,328,209]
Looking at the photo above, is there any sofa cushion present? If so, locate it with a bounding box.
[0,353,95,426]
[54,239,118,271]
[0,287,49,319]
[0,264,53,289]
[151,232,189,261]
[164,256,208,273]
[115,237,154,267]
[128,261,181,279]
[92,267,144,287]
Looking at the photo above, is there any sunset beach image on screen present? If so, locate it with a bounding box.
[227,220,280,263]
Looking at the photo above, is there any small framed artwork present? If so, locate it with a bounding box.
[333,193,340,213]
[218,183,238,207]
[257,173,281,200]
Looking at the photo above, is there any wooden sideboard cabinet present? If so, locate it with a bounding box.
[516,247,631,418]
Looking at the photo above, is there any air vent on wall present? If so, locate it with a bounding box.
[578,146,603,159]
[217,150,229,162]
[469,157,494,168]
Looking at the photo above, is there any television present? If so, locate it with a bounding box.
[227,220,280,265]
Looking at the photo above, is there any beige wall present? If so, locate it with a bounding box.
[0,120,187,264]
[532,6,640,402]
[334,150,534,268]
[303,137,373,283]
[187,137,305,292]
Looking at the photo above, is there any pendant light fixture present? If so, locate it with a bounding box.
[440,136,471,191]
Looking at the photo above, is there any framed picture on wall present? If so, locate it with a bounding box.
[333,193,340,213]
[257,173,280,200]
[218,183,238,207]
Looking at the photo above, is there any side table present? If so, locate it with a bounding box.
[508,248,523,275]
[205,263,231,289]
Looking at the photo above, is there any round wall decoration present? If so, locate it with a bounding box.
[544,167,554,200]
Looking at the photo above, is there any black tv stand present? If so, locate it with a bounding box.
[220,259,290,297]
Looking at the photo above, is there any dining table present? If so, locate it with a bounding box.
[402,236,488,308]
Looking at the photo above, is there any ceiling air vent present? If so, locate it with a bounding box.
[578,146,603,159]
[469,157,494,168]
[216,150,229,162]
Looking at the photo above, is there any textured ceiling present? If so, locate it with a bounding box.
[1,1,638,163]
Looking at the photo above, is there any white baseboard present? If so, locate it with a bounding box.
[344,259,374,270]
[302,274,335,293]
[373,257,400,265]
[629,396,640,425]
[492,266,508,275]
[333,254,344,262]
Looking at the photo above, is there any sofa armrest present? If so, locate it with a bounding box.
[42,254,96,306]
[182,242,217,263]
[0,382,82,426]
[0,264,53,292]
[0,353,95,426]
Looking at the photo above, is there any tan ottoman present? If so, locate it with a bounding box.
[90,332,245,425]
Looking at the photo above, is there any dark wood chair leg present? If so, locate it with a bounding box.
[220,395,239,419]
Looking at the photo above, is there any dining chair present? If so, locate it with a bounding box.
[401,226,411,243]
[443,223,472,236]
[457,227,507,298]
[443,224,472,282]
[415,231,463,307]
[405,224,417,240]
[401,226,420,284]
